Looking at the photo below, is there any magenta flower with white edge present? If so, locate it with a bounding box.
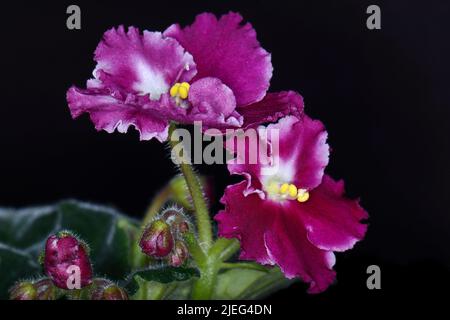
[215,116,368,293]
[67,12,304,142]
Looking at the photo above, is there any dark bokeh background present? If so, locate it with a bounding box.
[1,0,449,305]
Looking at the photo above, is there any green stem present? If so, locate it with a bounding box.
[168,123,213,249]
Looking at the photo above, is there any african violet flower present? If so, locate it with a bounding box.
[215,116,368,293]
[67,12,303,141]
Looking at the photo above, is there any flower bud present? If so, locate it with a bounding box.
[140,219,174,257]
[168,240,189,267]
[90,279,129,300]
[44,231,93,289]
[9,281,37,300]
[162,208,190,234]
[34,278,57,300]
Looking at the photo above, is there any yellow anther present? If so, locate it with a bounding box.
[280,183,290,194]
[297,189,310,203]
[170,83,180,97]
[170,82,190,100]
[178,86,188,99]
[288,184,298,198]
[180,82,190,90]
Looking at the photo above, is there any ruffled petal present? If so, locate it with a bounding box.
[187,77,243,128]
[215,181,276,265]
[298,175,368,251]
[67,86,169,141]
[94,26,196,100]
[164,12,272,106]
[264,213,336,293]
[238,91,304,129]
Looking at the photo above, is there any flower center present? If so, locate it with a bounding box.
[265,181,309,203]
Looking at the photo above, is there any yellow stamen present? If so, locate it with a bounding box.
[297,189,310,203]
[280,183,289,194]
[169,82,190,100]
[169,83,180,97]
[288,184,298,198]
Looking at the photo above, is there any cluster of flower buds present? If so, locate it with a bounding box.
[9,278,57,300]
[10,230,128,300]
[139,207,191,266]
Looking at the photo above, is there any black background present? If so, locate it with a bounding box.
[1,0,449,307]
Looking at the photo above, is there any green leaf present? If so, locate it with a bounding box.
[0,200,139,299]
[214,267,295,300]
[124,266,199,295]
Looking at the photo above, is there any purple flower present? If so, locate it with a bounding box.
[67,12,303,141]
[44,232,93,289]
[215,116,368,293]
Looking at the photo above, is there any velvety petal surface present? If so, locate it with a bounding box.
[264,213,336,293]
[297,175,368,251]
[238,91,304,129]
[215,181,276,265]
[164,12,272,106]
[94,26,196,100]
[187,77,243,128]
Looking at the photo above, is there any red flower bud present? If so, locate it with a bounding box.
[139,220,174,257]
[9,281,37,300]
[44,231,93,289]
[169,240,189,267]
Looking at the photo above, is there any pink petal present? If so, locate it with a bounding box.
[238,91,304,129]
[264,213,336,293]
[262,115,329,190]
[215,181,276,265]
[298,175,368,251]
[187,77,243,128]
[67,86,169,141]
[164,12,272,106]
[95,26,196,100]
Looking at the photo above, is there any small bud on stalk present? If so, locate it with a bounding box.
[139,220,174,257]
[90,279,129,300]
[34,278,57,300]
[9,281,37,300]
[44,231,93,289]
[168,240,189,267]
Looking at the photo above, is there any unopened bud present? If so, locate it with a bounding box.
[44,231,93,289]
[169,240,189,267]
[34,278,57,300]
[162,208,190,234]
[9,281,37,300]
[90,279,129,300]
[140,220,174,257]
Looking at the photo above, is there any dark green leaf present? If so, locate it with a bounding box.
[125,266,199,295]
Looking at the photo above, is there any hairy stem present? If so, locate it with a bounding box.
[168,123,213,249]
